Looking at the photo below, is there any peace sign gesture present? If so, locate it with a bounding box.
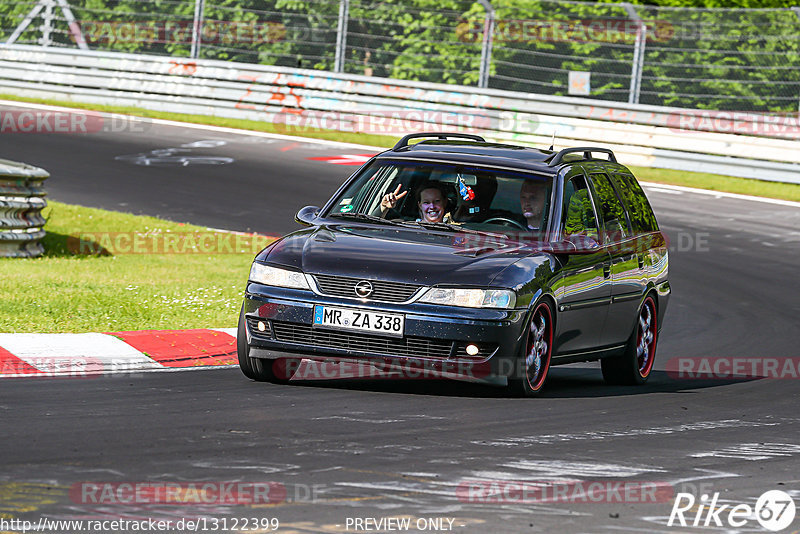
[380,184,408,213]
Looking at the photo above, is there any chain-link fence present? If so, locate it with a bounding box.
[2,0,799,112]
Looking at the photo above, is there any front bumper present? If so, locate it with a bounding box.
[242,282,528,385]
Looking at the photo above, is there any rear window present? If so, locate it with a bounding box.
[612,174,659,233]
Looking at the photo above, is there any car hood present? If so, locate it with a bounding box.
[257,224,550,288]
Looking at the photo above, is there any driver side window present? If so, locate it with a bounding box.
[561,174,600,242]
[364,167,401,216]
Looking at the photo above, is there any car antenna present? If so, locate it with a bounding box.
[549,131,556,151]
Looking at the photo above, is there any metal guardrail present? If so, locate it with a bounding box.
[2,1,800,112]
[0,44,798,184]
[0,158,49,258]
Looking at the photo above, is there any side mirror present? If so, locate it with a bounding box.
[295,205,320,226]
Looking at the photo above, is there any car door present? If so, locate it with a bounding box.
[551,169,611,355]
[587,171,645,348]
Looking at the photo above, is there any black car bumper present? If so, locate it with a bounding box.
[242,282,528,385]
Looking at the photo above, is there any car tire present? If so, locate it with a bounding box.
[601,294,658,385]
[237,307,300,384]
[237,306,258,380]
[249,356,300,384]
[508,299,554,397]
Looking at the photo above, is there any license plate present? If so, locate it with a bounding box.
[313,305,404,337]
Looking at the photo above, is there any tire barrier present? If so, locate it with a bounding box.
[0,158,49,258]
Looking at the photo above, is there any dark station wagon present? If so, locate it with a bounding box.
[237,133,670,396]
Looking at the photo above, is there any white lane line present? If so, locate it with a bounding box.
[643,187,683,195]
[473,420,780,447]
[313,415,405,424]
[0,99,383,151]
[0,333,161,374]
[641,181,800,208]
[496,460,665,478]
[145,118,383,151]
[691,442,800,461]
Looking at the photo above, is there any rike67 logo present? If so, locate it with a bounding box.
[668,490,796,531]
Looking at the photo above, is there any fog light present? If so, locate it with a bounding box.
[465,344,480,356]
[257,321,267,332]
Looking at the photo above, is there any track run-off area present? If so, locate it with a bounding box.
[1,102,799,534]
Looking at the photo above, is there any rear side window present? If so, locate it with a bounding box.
[589,173,631,243]
[561,174,600,242]
[612,174,659,233]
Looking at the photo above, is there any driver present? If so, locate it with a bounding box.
[520,180,550,231]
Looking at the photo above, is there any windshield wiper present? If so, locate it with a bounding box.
[406,221,506,238]
[408,220,462,232]
[328,212,405,226]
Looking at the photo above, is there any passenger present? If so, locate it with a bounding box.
[520,180,550,231]
[381,181,452,223]
[379,183,407,218]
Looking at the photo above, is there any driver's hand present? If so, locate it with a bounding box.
[381,184,408,212]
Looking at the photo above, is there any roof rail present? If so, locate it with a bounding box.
[548,147,617,167]
[392,132,486,150]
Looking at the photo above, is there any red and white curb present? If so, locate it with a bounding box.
[0,328,238,378]
[0,328,474,381]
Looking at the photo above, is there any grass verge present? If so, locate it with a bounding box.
[3,93,800,203]
[0,201,273,333]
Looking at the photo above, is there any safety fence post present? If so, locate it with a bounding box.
[334,0,350,73]
[477,0,495,89]
[622,2,646,105]
[190,0,206,59]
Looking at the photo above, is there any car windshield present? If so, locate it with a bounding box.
[325,159,554,235]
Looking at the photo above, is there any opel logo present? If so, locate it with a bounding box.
[354,281,373,298]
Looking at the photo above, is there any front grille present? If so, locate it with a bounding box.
[272,322,453,360]
[312,274,421,302]
[246,316,273,342]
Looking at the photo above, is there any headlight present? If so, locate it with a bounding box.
[418,288,516,309]
[248,263,310,290]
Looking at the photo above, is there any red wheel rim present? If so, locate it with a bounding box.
[637,297,657,378]
[525,302,553,391]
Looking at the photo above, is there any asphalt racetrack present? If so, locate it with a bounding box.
[2,103,800,533]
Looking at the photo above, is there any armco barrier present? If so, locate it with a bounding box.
[0,44,798,184]
[0,159,49,258]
